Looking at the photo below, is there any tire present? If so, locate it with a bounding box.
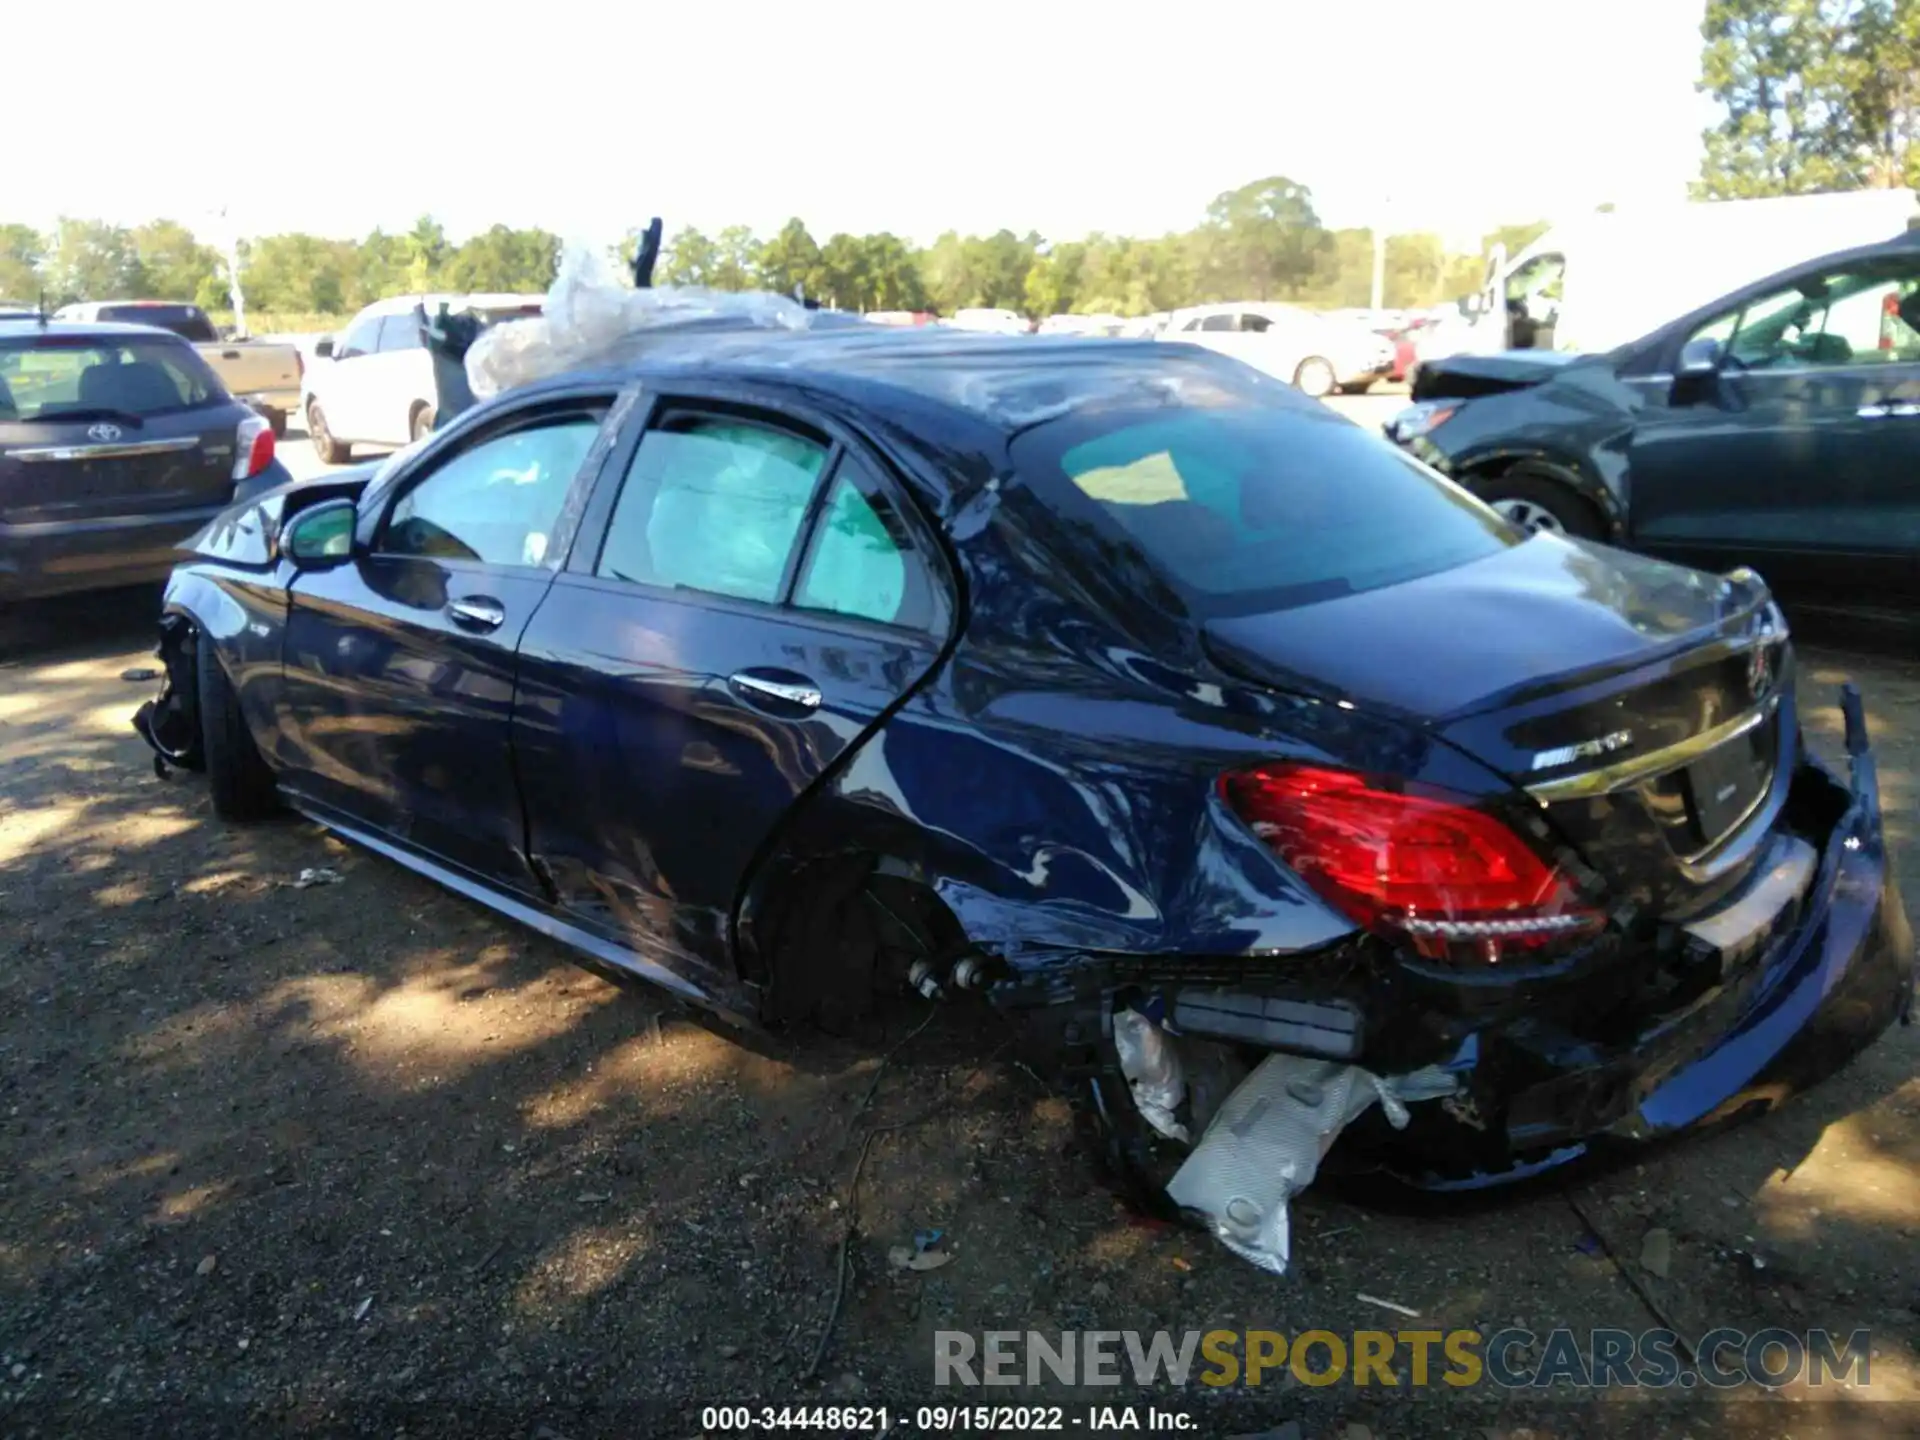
[307,400,349,464]
[266,407,289,440]
[1337,379,1376,396]
[1293,356,1337,398]
[1474,464,1605,540]
[409,404,436,443]
[197,636,278,821]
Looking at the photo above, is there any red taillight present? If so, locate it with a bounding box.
[1220,763,1600,962]
[232,414,275,481]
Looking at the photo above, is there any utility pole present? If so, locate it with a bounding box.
[1370,194,1392,312]
[207,205,247,337]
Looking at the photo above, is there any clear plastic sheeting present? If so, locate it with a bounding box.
[1112,1007,1189,1143]
[1164,1055,1457,1276]
[465,242,818,400]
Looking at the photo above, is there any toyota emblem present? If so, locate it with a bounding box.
[86,422,123,442]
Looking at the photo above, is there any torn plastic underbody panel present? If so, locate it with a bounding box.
[988,709,1910,1273]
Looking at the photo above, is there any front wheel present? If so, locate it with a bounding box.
[1292,356,1337,398]
[197,637,278,820]
[1475,466,1605,540]
[410,404,436,443]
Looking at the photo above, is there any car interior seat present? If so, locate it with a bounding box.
[78,360,180,414]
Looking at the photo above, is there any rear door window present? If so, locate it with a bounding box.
[594,414,828,603]
[1011,403,1514,616]
[0,335,223,421]
[792,456,936,628]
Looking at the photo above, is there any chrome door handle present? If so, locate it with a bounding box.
[729,672,821,710]
[448,596,506,631]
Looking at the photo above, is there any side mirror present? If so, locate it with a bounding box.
[283,498,357,569]
[313,336,336,359]
[1678,336,1723,377]
[1671,336,1724,405]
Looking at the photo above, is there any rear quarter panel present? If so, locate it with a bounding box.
[754,486,1518,967]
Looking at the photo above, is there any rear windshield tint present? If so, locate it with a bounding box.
[94,305,218,343]
[0,335,226,423]
[1010,403,1513,616]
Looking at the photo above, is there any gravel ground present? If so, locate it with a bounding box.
[2,408,1917,1438]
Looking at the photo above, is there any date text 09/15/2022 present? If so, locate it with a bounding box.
[699,1405,1194,1431]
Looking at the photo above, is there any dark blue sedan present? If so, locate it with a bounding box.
[135,326,1913,1193]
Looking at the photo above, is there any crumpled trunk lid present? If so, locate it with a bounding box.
[1202,536,1790,917]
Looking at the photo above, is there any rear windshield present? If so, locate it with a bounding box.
[94,305,218,343]
[0,335,227,423]
[1010,403,1513,616]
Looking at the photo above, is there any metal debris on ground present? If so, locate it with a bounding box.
[1164,1053,1457,1276]
[119,667,159,683]
[292,867,343,889]
[352,1296,373,1322]
[1356,1292,1420,1318]
[889,1230,955,1272]
[1640,1227,1673,1279]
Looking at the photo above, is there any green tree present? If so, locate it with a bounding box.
[710,226,762,291]
[658,226,719,287]
[442,226,559,293]
[350,230,410,307]
[1198,176,1331,300]
[44,219,146,304]
[404,215,449,290]
[128,220,221,302]
[757,218,822,299]
[244,233,352,313]
[856,233,925,310]
[1024,241,1086,317]
[0,223,44,302]
[1694,0,1920,196]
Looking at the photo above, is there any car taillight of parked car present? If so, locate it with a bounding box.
[1220,762,1601,963]
[233,413,275,481]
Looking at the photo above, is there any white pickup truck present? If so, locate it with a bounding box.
[51,301,303,435]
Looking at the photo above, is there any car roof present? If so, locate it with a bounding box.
[0,319,193,342]
[515,323,1316,466]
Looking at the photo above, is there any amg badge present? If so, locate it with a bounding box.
[1530,728,1634,771]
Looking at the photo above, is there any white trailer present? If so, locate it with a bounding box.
[1422,189,1920,364]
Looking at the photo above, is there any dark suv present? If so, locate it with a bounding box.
[0,321,292,601]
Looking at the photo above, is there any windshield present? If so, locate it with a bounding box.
[1010,402,1514,616]
[0,334,226,423]
[94,304,218,344]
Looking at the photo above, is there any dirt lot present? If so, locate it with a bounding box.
[2,406,1918,1438]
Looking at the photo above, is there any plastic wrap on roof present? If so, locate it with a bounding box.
[465,241,819,399]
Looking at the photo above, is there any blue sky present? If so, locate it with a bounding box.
[13,0,1713,248]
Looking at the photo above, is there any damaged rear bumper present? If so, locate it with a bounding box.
[1002,685,1914,1198]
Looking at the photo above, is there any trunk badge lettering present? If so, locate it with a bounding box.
[1530,728,1634,771]
[86,422,123,442]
